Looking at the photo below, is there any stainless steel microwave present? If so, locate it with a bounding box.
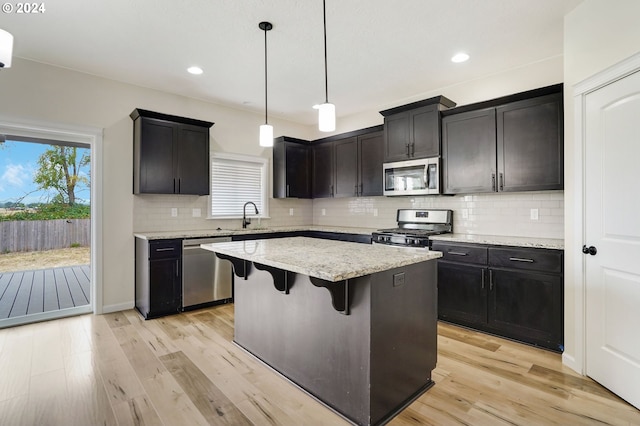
[383,157,440,196]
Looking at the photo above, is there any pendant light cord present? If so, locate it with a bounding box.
[323,0,329,104]
[264,26,269,125]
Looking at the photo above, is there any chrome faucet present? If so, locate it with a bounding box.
[242,201,259,228]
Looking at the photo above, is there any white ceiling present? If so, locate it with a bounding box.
[1,0,582,125]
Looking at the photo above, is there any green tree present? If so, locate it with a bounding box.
[33,146,90,206]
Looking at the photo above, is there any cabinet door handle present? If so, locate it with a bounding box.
[481,269,485,290]
[491,173,496,191]
[499,173,504,191]
[286,184,290,197]
[355,184,359,196]
[173,178,176,194]
[509,257,534,263]
[448,251,468,256]
[155,247,175,252]
[176,259,179,277]
[489,269,493,291]
[360,183,363,196]
[330,184,334,197]
[411,143,415,157]
[405,143,410,157]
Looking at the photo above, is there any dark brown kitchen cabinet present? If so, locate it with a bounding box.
[316,128,384,198]
[312,142,335,198]
[432,241,563,352]
[441,84,563,195]
[131,109,213,195]
[273,137,311,198]
[135,238,182,319]
[380,96,456,162]
[334,130,384,197]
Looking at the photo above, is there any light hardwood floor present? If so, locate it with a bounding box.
[0,304,638,425]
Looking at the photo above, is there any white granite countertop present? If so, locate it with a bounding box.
[430,233,564,250]
[200,236,441,282]
[134,225,377,240]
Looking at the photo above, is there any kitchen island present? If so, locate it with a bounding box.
[201,237,441,426]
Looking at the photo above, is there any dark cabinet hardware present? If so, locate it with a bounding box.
[448,251,468,256]
[509,257,534,263]
[582,245,597,256]
[492,173,496,191]
[489,269,494,291]
[481,269,485,289]
[499,173,504,191]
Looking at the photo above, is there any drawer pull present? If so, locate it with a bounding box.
[481,269,485,289]
[155,247,175,252]
[448,251,468,256]
[509,257,534,263]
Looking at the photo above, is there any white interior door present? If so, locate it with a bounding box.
[585,69,640,409]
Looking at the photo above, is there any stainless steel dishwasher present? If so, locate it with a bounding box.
[182,237,233,309]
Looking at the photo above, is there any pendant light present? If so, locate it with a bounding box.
[259,21,274,147]
[0,29,13,69]
[316,0,335,132]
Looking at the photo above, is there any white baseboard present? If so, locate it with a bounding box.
[562,352,583,375]
[101,301,135,314]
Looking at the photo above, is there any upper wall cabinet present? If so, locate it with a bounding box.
[379,96,456,162]
[273,137,311,198]
[131,109,213,195]
[441,85,563,194]
[313,126,384,198]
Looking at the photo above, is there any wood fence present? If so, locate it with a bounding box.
[0,219,90,253]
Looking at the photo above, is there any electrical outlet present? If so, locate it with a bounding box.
[289,208,294,216]
[321,208,326,216]
[171,208,178,217]
[192,208,201,217]
[530,208,539,220]
[373,208,378,217]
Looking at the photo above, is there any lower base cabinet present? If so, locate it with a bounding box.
[432,241,564,352]
[135,238,182,319]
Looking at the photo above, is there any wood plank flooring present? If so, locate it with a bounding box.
[0,304,638,425]
[0,266,90,319]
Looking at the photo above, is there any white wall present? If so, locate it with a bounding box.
[0,58,312,312]
[563,0,640,371]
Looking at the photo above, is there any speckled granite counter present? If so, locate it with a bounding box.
[201,236,441,282]
[134,225,377,240]
[430,233,564,250]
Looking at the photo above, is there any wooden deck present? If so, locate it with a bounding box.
[0,265,90,319]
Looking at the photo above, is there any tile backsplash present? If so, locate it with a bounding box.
[134,191,563,240]
[312,191,564,239]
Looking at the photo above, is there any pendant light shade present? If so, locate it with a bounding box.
[317,103,335,132]
[0,29,13,69]
[317,0,335,132]
[259,124,273,147]
[258,21,274,147]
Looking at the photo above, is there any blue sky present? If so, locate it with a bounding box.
[0,140,90,205]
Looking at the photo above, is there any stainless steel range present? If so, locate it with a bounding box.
[372,209,453,249]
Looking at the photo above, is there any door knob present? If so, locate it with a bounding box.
[582,245,597,256]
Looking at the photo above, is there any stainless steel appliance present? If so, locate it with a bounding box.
[182,237,233,309]
[372,209,452,249]
[383,157,440,196]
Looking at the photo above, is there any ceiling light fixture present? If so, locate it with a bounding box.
[316,0,335,132]
[259,21,274,147]
[0,29,14,69]
[187,66,203,75]
[451,52,470,63]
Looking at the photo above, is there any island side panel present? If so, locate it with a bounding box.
[370,260,438,425]
[234,267,372,425]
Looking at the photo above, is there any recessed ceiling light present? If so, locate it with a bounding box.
[187,66,203,75]
[451,53,469,63]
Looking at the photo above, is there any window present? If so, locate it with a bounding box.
[209,152,269,219]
